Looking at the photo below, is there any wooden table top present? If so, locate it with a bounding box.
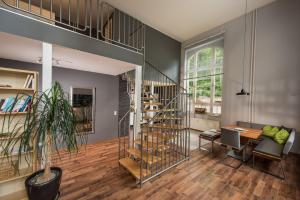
[222,125,262,140]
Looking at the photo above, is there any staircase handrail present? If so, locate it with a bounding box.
[145,60,187,93]
[145,92,188,124]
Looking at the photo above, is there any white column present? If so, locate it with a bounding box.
[41,42,52,168]
[133,65,142,140]
[42,42,52,92]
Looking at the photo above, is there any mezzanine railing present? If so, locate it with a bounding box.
[0,0,145,52]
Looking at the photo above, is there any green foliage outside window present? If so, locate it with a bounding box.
[187,46,223,102]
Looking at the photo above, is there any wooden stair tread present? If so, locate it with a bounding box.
[143,116,183,120]
[144,124,188,130]
[119,157,150,179]
[127,148,161,165]
[143,109,177,113]
[140,132,175,141]
[143,102,163,106]
[142,97,154,100]
[135,139,170,151]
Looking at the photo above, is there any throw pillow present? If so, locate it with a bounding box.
[280,126,292,133]
[274,129,290,144]
[263,126,279,138]
[263,125,272,132]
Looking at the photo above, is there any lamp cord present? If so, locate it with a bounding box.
[242,0,248,89]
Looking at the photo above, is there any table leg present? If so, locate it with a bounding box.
[199,136,201,151]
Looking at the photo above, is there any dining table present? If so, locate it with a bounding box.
[220,125,263,162]
[222,125,263,140]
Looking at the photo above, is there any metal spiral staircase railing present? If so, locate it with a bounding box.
[118,62,191,186]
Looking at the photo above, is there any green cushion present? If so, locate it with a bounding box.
[263,125,272,132]
[274,129,290,144]
[263,126,279,138]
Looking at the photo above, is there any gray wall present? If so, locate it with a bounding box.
[182,0,300,154]
[146,26,181,83]
[0,59,119,143]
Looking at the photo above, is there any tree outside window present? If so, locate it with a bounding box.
[186,43,223,116]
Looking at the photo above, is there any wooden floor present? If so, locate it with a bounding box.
[52,138,300,200]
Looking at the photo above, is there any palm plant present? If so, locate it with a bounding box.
[1,81,82,185]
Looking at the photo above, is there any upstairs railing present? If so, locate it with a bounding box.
[0,0,145,52]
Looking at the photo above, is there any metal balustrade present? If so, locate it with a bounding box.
[118,62,191,186]
[0,0,145,52]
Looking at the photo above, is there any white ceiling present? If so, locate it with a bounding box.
[105,0,276,41]
[0,32,135,75]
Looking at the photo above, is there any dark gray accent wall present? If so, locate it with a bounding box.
[53,68,119,143]
[0,58,119,143]
[145,26,181,83]
[118,76,130,121]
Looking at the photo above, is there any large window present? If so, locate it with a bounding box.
[185,38,224,116]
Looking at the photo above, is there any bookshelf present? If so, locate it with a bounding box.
[0,67,38,198]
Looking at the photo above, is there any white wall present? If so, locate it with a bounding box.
[181,0,300,153]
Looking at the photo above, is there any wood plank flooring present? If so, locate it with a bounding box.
[52,138,300,200]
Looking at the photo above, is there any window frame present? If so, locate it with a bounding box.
[184,41,224,116]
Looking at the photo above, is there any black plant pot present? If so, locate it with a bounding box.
[25,167,62,200]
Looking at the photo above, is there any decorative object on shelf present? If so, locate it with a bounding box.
[1,82,86,200]
[236,0,250,96]
[0,84,12,88]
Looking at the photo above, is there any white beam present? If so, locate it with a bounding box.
[42,42,52,92]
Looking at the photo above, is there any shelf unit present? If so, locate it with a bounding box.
[0,67,38,198]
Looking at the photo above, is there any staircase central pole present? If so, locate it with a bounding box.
[133,65,142,142]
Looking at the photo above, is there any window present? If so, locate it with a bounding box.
[185,38,224,116]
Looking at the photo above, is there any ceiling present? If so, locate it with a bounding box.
[105,0,276,42]
[0,32,135,75]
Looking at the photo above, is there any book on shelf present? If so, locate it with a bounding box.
[19,96,32,112]
[12,97,26,112]
[23,74,34,89]
[0,99,5,108]
[1,97,15,112]
[0,96,32,113]
[23,75,31,88]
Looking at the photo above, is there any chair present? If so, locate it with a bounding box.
[221,128,247,169]
[199,130,221,154]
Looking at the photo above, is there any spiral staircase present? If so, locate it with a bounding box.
[118,61,191,186]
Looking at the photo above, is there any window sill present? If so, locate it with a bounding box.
[192,113,221,121]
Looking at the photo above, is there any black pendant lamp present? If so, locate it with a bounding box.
[236,0,250,96]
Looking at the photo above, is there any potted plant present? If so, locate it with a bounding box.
[1,82,84,200]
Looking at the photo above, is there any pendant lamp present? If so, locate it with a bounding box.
[236,0,250,96]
